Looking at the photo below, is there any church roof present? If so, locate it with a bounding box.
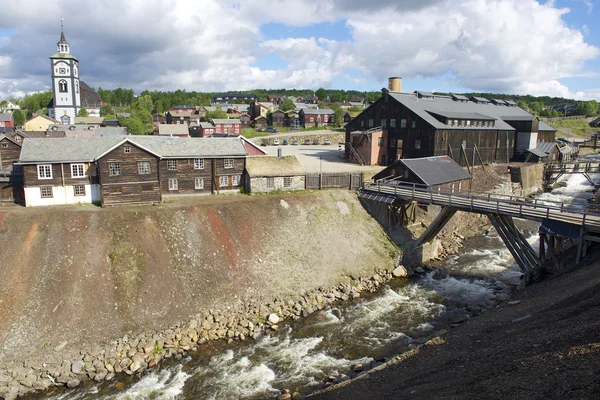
[80,81,104,108]
[50,53,77,60]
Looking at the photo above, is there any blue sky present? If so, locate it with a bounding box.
[0,0,599,100]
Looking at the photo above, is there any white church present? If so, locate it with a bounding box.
[48,23,104,123]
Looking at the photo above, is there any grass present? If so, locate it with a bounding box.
[242,126,344,138]
[548,118,591,137]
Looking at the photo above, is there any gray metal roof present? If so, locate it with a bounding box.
[416,91,435,98]
[429,111,495,120]
[19,136,249,163]
[400,156,471,186]
[389,92,528,131]
[199,122,214,129]
[505,100,518,106]
[211,119,242,125]
[527,142,557,157]
[500,115,535,121]
[157,124,189,136]
[471,97,490,103]
[302,109,334,115]
[20,137,124,163]
[491,99,507,105]
[0,114,12,122]
[451,94,469,101]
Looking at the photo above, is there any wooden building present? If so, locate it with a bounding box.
[0,135,23,202]
[372,155,471,192]
[18,136,262,207]
[211,119,242,135]
[300,109,335,128]
[0,114,14,128]
[0,134,22,167]
[254,116,268,130]
[345,88,556,166]
[270,110,286,127]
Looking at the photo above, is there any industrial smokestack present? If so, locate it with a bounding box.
[388,77,402,92]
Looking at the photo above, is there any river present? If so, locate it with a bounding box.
[40,172,598,400]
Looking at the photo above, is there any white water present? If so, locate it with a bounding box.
[47,171,600,400]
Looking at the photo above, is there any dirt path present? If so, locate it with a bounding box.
[311,248,600,400]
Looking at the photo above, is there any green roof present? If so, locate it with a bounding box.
[50,53,77,60]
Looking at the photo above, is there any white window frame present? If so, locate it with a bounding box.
[232,175,241,186]
[224,158,234,169]
[168,178,178,191]
[368,119,374,128]
[283,177,292,188]
[109,162,121,176]
[37,164,53,180]
[124,145,131,154]
[390,119,396,128]
[167,160,177,170]
[219,176,229,187]
[381,119,387,129]
[195,177,204,190]
[400,119,407,128]
[138,161,150,175]
[267,177,275,189]
[71,163,85,178]
[194,158,205,170]
[40,186,53,198]
[1,143,7,148]
[73,185,86,196]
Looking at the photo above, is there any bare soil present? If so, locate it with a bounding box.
[311,247,600,400]
[0,191,396,367]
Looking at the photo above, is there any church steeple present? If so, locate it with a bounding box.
[57,18,70,54]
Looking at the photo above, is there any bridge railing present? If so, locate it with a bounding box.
[363,181,600,227]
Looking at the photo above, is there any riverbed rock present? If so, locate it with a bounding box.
[392,266,408,278]
[71,360,85,375]
[268,313,280,325]
[66,379,81,388]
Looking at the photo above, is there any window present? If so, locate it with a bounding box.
[195,177,204,190]
[1,143,7,148]
[390,119,396,128]
[168,178,178,191]
[368,119,374,128]
[400,119,407,128]
[194,158,204,169]
[15,136,21,142]
[167,160,177,170]
[462,140,467,149]
[58,80,68,93]
[71,164,85,178]
[310,117,314,122]
[109,162,121,176]
[73,185,85,196]
[415,140,421,150]
[37,165,52,179]
[267,177,275,189]
[224,158,234,169]
[381,119,387,129]
[412,120,416,128]
[466,120,471,126]
[219,176,229,187]
[378,137,384,147]
[124,145,131,154]
[138,161,150,174]
[40,186,53,198]
[283,177,292,188]
[232,175,241,186]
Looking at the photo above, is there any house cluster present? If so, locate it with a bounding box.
[345,77,569,167]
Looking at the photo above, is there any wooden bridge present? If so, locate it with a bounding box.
[544,161,600,189]
[359,181,600,277]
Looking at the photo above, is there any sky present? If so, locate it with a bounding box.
[1,0,599,101]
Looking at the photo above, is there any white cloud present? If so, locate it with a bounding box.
[0,0,598,101]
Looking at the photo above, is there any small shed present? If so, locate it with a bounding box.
[245,155,306,194]
[525,142,559,163]
[589,117,600,128]
[254,115,268,130]
[157,123,190,138]
[372,155,472,192]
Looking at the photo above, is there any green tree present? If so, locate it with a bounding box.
[577,100,599,117]
[100,104,114,117]
[154,100,164,114]
[279,97,295,112]
[77,108,89,117]
[315,88,327,100]
[12,109,25,126]
[330,93,343,103]
[134,95,153,113]
[528,101,544,115]
[118,115,145,135]
[0,100,7,113]
[317,101,327,109]
[334,108,344,126]
[331,102,342,111]
[205,106,227,121]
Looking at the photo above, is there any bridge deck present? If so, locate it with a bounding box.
[362,182,600,233]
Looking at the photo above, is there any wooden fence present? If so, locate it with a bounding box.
[539,115,586,122]
[306,172,364,190]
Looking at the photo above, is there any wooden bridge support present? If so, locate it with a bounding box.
[488,214,540,274]
[414,206,457,247]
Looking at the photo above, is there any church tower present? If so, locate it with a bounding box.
[49,20,81,124]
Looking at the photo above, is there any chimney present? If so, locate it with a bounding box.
[388,77,402,92]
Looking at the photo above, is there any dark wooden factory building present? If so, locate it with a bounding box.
[345,89,556,166]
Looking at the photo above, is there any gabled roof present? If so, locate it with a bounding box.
[212,119,241,125]
[199,122,214,129]
[0,134,22,147]
[25,114,59,124]
[491,99,507,105]
[80,81,103,107]
[0,114,13,122]
[246,156,305,177]
[471,96,489,103]
[527,142,557,157]
[302,108,334,115]
[388,92,542,131]
[451,94,469,102]
[401,156,471,186]
[19,136,250,163]
[157,124,189,136]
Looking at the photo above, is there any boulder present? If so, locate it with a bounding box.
[268,313,280,325]
[71,360,85,375]
[392,266,408,278]
[66,379,81,388]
